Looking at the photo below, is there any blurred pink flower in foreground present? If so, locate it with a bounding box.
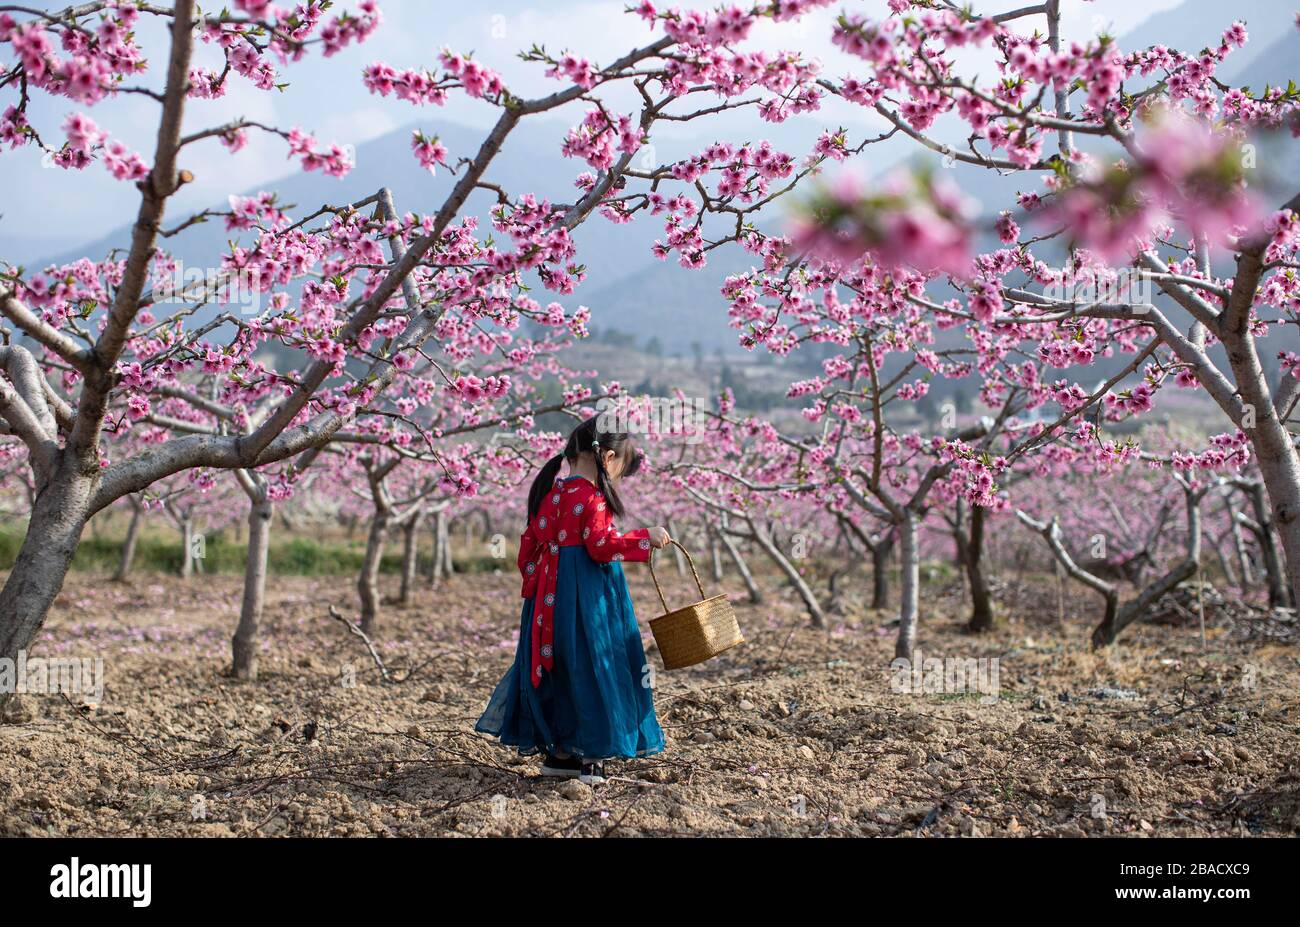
[788,166,976,277]
[1043,106,1262,260]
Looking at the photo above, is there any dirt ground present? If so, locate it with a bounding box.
[2,562,1298,837]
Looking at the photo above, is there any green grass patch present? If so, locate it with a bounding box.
[0,525,505,578]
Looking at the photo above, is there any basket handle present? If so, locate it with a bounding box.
[648,538,707,615]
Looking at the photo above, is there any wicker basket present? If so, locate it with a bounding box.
[647,540,744,670]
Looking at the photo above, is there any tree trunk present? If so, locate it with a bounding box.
[358,512,389,634]
[1262,472,1300,609]
[709,525,724,582]
[231,496,273,681]
[1222,490,1254,592]
[964,504,994,632]
[113,499,144,582]
[398,509,425,605]
[441,515,455,577]
[1092,487,1204,648]
[1240,480,1294,609]
[666,517,687,576]
[1093,557,1198,647]
[840,513,892,610]
[718,530,761,604]
[179,515,195,579]
[895,515,920,661]
[1211,534,1237,589]
[871,537,892,610]
[429,510,446,587]
[1221,320,1300,609]
[0,470,94,708]
[749,521,824,628]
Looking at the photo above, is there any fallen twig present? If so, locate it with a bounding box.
[328,605,391,683]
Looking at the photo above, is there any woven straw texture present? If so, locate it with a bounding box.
[647,539,744,670]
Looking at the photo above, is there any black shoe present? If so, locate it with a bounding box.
[540,753,582,778]
[579,761,606,785]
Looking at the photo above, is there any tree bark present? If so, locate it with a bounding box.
[718,529,761,604]
[398,508,426,606]
[708,525,724,582]
[748,520,824,628]
[1093,553,1199,649]
[1249,441,1300,610]
[833,511,892,610]
[1021,486,1206,648]
[1222,488,1254,593]
[1236,479,1294,609]
[179,514,195,579]
[1210,533,1237,590]
[358,511,389,634]
[231,495,273,681]
[113,497,144,582]
[440,514,455,577]
[1219,266,1300,609]
[871,535,892,611]
[666,517,687,576]
[963,504,994,632]
[430,509,447,587]
[0,469,94,707]
[895,514,920,660]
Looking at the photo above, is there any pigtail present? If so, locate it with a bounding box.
[528,416,641,522]
[527,453,565,522]
[590,437,628,519]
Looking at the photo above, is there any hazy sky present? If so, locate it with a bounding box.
[4,0,1186,261]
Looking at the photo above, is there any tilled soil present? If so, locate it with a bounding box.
[2,565,1298,837]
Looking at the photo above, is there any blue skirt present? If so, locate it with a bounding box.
[475,548,665,760]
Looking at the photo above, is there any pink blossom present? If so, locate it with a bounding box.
[411,131,448,174]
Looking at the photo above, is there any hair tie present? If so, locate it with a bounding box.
[591,439,600,451]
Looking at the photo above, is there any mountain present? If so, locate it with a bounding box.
[1122,0,1290,67]
[0,231,73,266]
[580,247,756,356]
[28,0,1293,365]
[1220,20,1300,89]
[40,118,673,292]
[1228,27,1300,209]
[32,115,798,355]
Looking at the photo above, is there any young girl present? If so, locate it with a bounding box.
[475,417,670,784]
